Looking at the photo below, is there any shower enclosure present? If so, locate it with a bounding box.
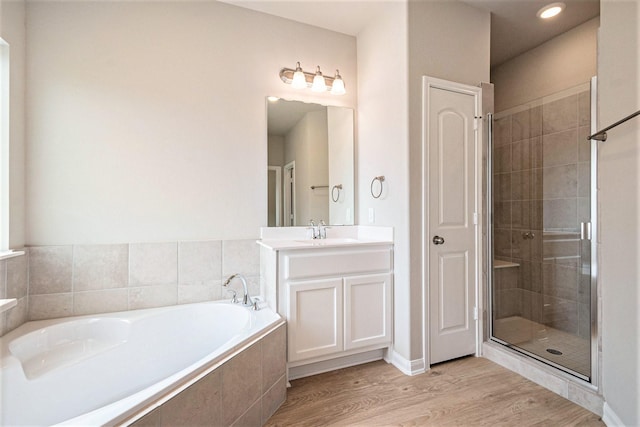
[489,80,597,382]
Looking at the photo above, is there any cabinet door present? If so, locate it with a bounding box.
[287,278,343,362]
[344,273,392,350]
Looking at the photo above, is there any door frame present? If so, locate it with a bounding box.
[268,166,282,226]
[284,161,296,226]
[422,76,483,368]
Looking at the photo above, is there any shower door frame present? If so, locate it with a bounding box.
[486,77,599,387]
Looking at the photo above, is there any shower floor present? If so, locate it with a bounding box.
[493,316,590,378]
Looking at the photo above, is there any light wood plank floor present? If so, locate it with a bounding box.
[266,357,604,426]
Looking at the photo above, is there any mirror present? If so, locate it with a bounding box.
[267,98,354,227]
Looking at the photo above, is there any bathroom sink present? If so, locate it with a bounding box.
[293,238,361,246]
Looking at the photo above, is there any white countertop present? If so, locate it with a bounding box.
[257,226,393,251]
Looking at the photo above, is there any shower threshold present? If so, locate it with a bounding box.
[492,316,590,381]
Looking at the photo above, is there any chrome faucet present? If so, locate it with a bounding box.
[223,274,256,309]
[308,220,320,239]
[318,220,329,239]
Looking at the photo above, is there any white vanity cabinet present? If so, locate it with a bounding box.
[260,237,393,378]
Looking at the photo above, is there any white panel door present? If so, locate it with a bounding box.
[344,273,392,350]
[426,79,478,365]
[287,278,343,362]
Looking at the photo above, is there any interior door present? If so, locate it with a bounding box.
[425,78,479,365]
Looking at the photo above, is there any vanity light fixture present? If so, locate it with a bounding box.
[312,66,326,92]
[279,62,346,95]
[537,2,565,19]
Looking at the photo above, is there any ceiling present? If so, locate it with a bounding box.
[221,0,599,67]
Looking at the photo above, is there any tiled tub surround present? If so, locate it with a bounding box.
[0,239,261,337]
[1,301,286,426]
[0,254,29,336]
[492,84,592,339]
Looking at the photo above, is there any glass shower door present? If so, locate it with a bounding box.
[490,82,594,381]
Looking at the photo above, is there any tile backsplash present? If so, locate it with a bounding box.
[0,238,260,336]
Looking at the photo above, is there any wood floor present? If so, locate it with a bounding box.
[265,357,604,426]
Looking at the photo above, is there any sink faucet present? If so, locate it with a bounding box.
[223,274,256,309]
[318,220,330,239]
[308,220,320,239]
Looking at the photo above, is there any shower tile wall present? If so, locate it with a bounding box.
[493,89,591,339]
[0,239,261,336]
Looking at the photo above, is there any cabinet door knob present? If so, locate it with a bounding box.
[433,236,445,245]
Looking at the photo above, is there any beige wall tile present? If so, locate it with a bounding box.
[29,293,73,320]
[494,144,512,173]
[221,342,262,425]
[29,246,72,295]
[178,240,222,285]
[542,94,578,134]
[493,116,511,147]
[160,369,222,426]
[262,375,286,425]
[74,289,128,315]
[130,242,178,286]
[73,244,129,291]
[542,129,577,167]
[3,296,29,335]
[178,282,222,305]
[262,324,286,394]
[543,263,578,301]
[543,199,578,230]
[6,254,28,299]
[222,240,260,277]
[129,285,177,310]
[231,399,261,427]
[578,126,592,162]
[0,260,6,299]
[577,90,591,128]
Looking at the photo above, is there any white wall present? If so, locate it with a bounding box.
[492,17,599,112]
[284,110,328,225]
[357,0,490,365]
[598,1,640,424]
[357,2,411,361]
[407,0,491,361]
[0,0,26,248]
[327,106,354,225]
[25,1,356,245]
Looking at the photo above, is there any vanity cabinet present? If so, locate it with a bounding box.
[260,241,393,377]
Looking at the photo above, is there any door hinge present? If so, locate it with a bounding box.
[473,307,478,320]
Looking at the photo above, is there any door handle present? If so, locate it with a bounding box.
[433,236,445,245]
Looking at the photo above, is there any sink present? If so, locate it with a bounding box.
[294,238,361,245]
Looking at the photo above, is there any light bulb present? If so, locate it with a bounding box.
[330,70,346,95]
[312,66,326,92]
[291,62,307,89]
[537,2,565,19]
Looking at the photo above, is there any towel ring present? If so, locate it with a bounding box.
[370,176,385,199]
[331,184,343,203]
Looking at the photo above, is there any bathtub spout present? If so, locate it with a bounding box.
[223,274,255,308]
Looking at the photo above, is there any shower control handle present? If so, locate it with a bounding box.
[433,235,445,245]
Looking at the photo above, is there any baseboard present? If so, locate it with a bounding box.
[387,348,426,376]
[288,349,385,380]
[602,403,625,427]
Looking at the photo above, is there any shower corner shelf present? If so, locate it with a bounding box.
[493,260,520,269]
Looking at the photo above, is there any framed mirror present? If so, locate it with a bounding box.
[267,98,354,227]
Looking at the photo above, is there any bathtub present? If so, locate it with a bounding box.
[0,301,286,426]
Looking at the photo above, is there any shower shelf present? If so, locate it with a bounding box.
[493,260,520,269]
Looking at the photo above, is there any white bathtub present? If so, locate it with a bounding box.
[0,301,285,426]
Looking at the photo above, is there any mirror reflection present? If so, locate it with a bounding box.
[267,98,354,227]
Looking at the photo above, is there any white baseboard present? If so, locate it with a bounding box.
[288,349,385,380]
[387,348,426,376]
[602,402,625,427]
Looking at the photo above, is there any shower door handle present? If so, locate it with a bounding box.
[580,222,592,240]
[433,236,445,245]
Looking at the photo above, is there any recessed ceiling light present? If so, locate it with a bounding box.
[537,2,565,19]
[267,96,280,102]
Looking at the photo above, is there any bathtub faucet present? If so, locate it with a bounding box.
[223,274,257,309]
